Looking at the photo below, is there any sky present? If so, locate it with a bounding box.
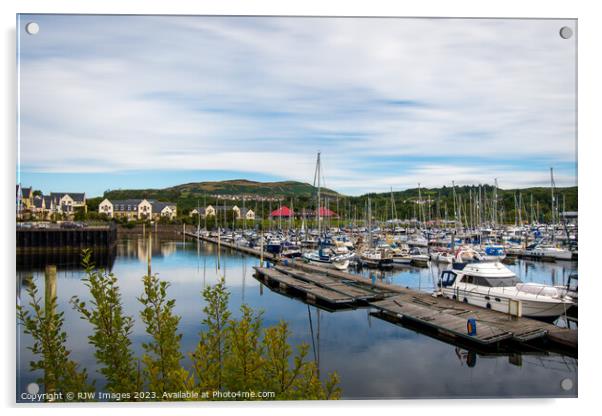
[17,15,577,197]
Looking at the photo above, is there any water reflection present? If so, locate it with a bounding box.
[16,236,577,400]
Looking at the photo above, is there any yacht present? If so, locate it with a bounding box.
[438,262,575,319]
[480,245,506,262]
[431,250,454,264]
[409,247,430,266]
[360,248,394,269]
[523,244,573,261]
[302,247,350,270]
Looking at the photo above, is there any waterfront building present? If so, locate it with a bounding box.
[99,198,177,220]
[151,201,177,220]
[100,198,152,220]
[20,187,34,209]
[49,192,87,215]
[16,185,23,218]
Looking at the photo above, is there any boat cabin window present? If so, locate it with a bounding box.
[460,275,474,284]
[469,275,521,287]
[440,271,457,287]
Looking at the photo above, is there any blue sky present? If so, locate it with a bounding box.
[17,15,577,197]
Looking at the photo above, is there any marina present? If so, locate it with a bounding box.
[187,231,577,354]
[16,234,578,399]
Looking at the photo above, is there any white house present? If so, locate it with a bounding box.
[108,199,153,220]
[98,198,114,217]
[50,192,87,214]
[99,198,177,220]
[240,208,256,220]
[151,201,177,220]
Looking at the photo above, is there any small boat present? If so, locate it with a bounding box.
[302,247,350,270]
[480,245,506,262]
[360,248,394,269]
[522,244,573,261]
[266,238,283,255]
[409,247,430,266]
[391,245,412,264]
[431,251,454,264]
[438,262,575,319]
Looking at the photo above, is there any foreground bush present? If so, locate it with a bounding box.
[17,250,340,401]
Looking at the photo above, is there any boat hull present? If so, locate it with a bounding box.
[304,257,350,270]
[441,288,571,319]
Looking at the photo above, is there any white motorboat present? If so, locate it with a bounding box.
[302,248,350,270]
[438,262,574,319]
[409,247,430,266]
[523,244,573,261]
[391,245,412,264]
[480,245,507,262]
[431,251,454,264]
[360,248,394,269]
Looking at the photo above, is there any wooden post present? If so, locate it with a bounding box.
[44,265,57,316]
[44,264,57,397]
[147,233,152,277]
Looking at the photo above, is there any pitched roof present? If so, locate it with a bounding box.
[21,187,33,198]
[318,207,337,217]
[112,199,147,211]
[270,206,294,217]
[33,196,44,209]
[240,208,254,216]
[50,192,86,203]
[151,201,176,212]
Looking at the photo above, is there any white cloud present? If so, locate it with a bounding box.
[18,16,577,194]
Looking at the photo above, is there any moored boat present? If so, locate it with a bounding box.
[438,262,574,319]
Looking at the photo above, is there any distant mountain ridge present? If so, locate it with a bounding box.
[103,179,340,201]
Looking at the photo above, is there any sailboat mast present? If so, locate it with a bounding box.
[313,152,322,235]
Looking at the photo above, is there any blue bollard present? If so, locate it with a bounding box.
[467,318,477,336]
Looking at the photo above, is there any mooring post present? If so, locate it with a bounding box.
[44,265,57,316]
[147,233,152,276]
[44,265,57,396]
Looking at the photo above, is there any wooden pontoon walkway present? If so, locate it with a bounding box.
[254,267,356,304]
[186,231,577,352]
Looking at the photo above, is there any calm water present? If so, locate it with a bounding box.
[17,235,578,400]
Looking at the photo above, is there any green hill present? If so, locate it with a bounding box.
[102,179,340,214]
[100,180,576,224]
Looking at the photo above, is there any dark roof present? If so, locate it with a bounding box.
[151,201,176,212]
[22,187,33,198]
[214,205,237,212]
[112,199,147,211]
[43,196,53,207]
[240,208,254,216]
[50,192,86,203]
[33,196,44,209]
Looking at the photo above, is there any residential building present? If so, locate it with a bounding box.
[151,201,177,220]
[16,185,23,218]
[49,192,87,215]
[21,187,34,209]
[99,198,177,220]
[240,208,256,221]
[104,199,153,220]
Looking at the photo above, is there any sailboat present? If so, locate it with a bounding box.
[302,152,350,270]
